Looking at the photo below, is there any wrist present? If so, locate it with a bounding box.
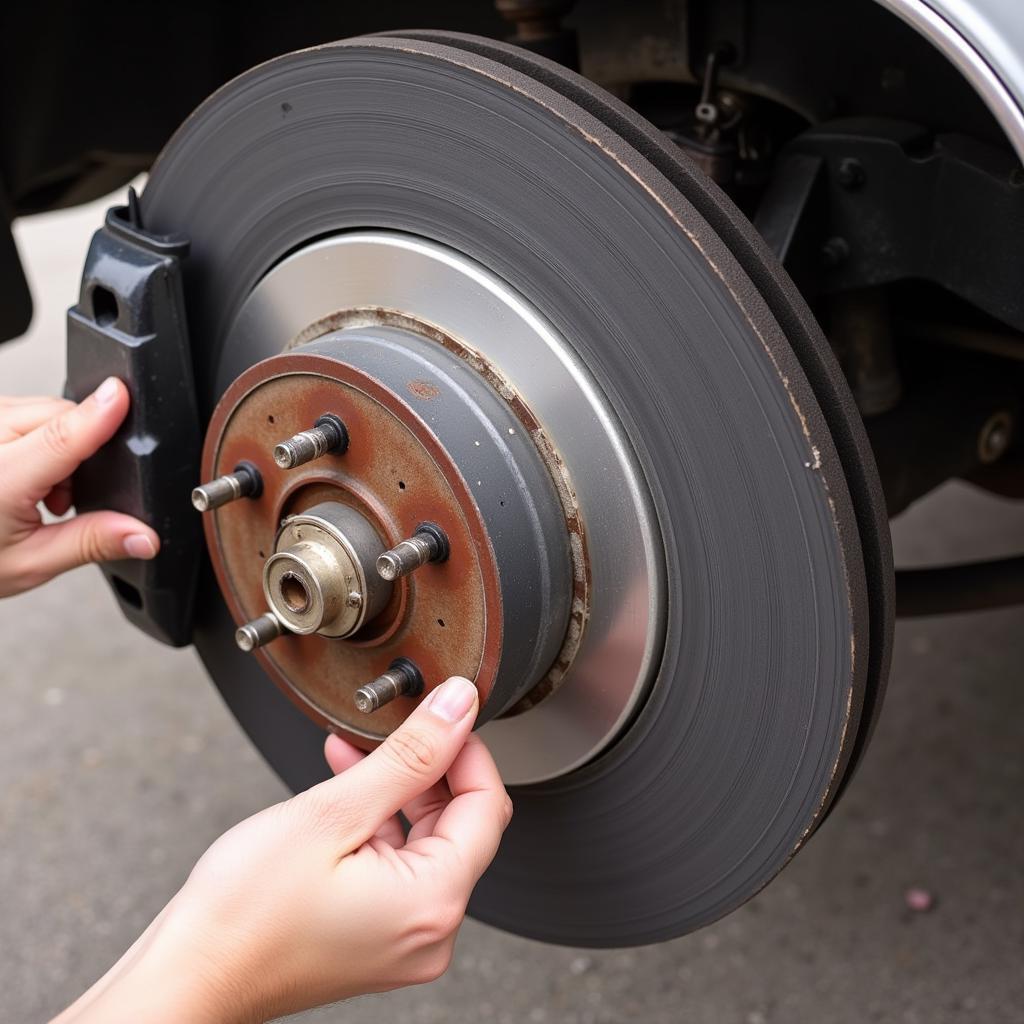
[62,897,266,1024]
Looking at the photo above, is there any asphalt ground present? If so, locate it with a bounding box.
[2,192,1023,1023]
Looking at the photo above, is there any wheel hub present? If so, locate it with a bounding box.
[201,320,603,745]
[263,502,391,639]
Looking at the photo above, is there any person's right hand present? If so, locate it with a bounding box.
[53,675,512,1024]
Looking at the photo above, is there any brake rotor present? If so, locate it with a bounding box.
[393,29,895,800]
[140,34,891,946]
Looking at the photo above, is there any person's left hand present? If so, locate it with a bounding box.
[0,378,160,597]
[52,675,511,1024]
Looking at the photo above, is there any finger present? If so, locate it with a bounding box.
[0,398,75,441]
[302,676,479,847]
[0,394,72,408]
[324,732,452,836]
[403,776,453,843]
[6,378,130,500]
[406,734,511,886]
[326,732,455,845]
[324,732,365,775]
[323,734,406,848]
[6,510,159,590]
[43,479,74,517]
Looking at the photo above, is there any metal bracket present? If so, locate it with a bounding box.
[755,118,1024,332]
[65,191,201,646]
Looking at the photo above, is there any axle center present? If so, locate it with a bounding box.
[263,501,391,638]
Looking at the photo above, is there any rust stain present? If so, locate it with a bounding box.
[407,379,441,400]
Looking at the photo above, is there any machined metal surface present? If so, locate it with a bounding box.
[235,612,283,652]
[192,463,261,512]
[264,502,390,638]
[377,525,448,582]
[354,658,425,714]
[399,29,894,804]
[273,414,348,469]
[142,35,881,946]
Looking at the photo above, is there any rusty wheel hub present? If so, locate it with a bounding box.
[201,323,584,744]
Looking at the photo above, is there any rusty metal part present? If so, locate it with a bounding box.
[202,357,497,741]
[354,657,425,713]
[377,523,449,581]
[201,322,572,743]
[273,413,348,469]
[235,612,284,651]
[282,304,594,729]
[263,501,391,637]
[192,462,262,512]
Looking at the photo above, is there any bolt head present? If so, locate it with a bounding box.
[695,102,718,125]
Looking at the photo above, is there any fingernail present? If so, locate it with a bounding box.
[94,377,120,406]
[124,534,157,559]
[425,676,477,723]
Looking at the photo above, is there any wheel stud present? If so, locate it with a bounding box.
[354,657,425,713]
[273,413,348,469]
[235,612,284,651]
[376,523,450,581]
[192,462,262,511]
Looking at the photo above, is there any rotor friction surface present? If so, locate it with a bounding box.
[142,35,871,946]
[388,28,894,807]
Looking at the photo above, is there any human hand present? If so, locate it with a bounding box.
[54,676,511,1024]
[0,378,160,597]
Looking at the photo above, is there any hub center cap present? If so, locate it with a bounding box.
[264,502,390,637]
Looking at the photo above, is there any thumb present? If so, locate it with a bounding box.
[303,676,480,847]
[8,510,159,591]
